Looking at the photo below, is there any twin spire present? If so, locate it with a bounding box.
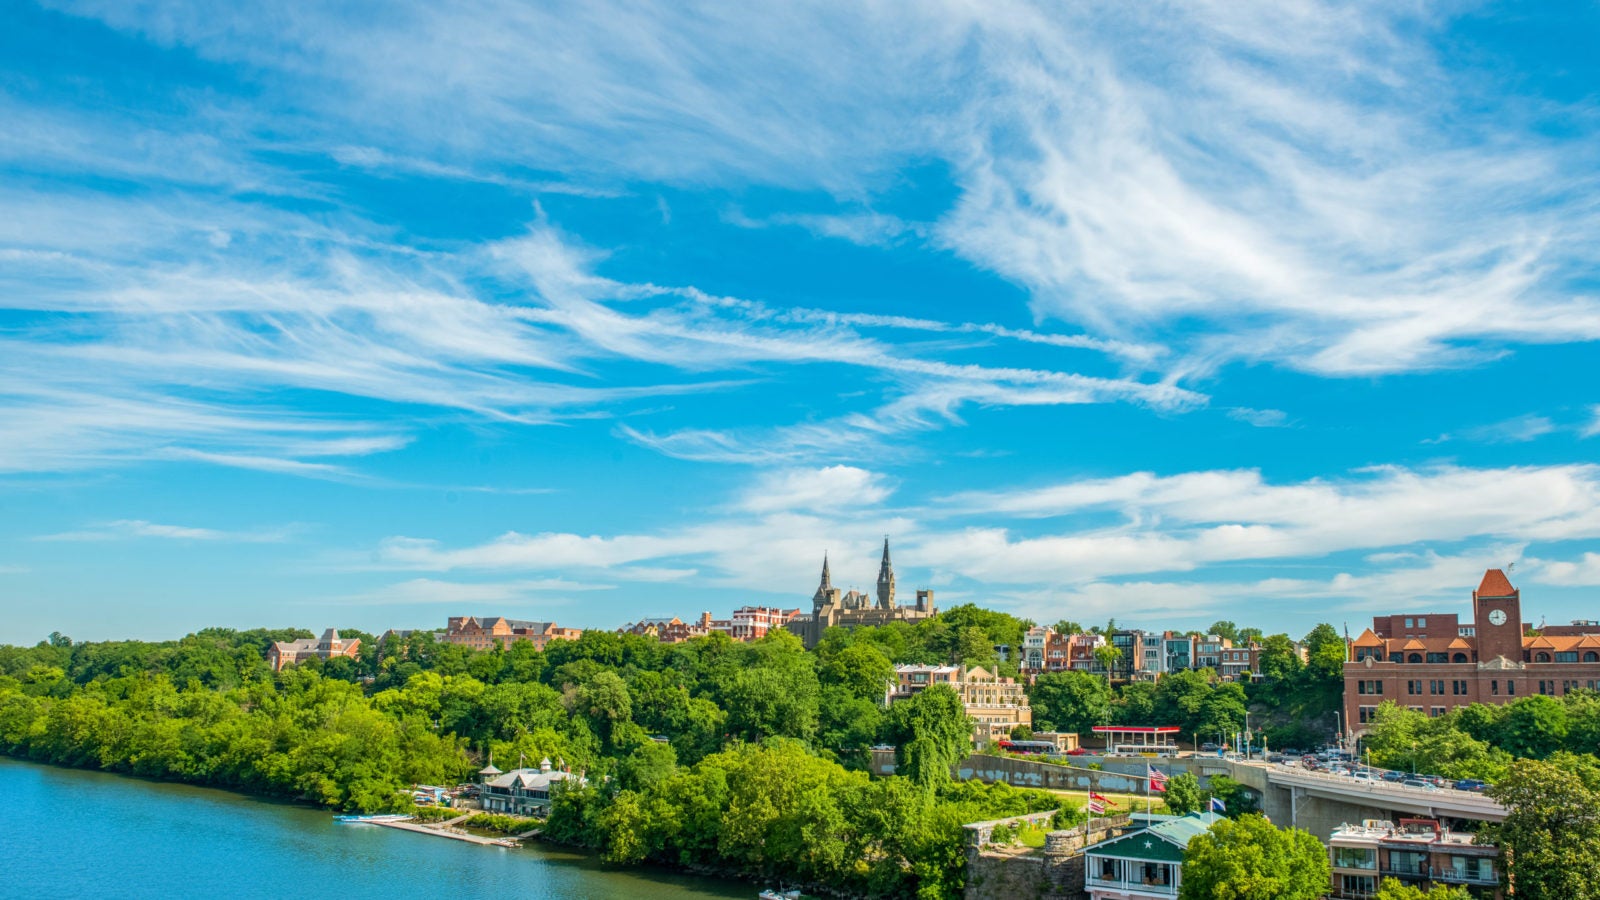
[815,538,895,610]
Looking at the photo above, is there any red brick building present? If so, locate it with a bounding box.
[443,616,583,651]
[1344,569,1600,735]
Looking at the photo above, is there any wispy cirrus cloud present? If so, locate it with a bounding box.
[325,577,613,607]
[37,519,297,543]
[46,0,1598,379]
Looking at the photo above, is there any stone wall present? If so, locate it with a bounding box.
[963,816,1133,900]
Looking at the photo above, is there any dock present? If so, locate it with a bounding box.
[368,815,534,847]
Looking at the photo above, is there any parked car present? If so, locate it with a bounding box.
[1400,778,1438,790]
[1200,742,1219,752]
[1351,771,1376,782]
[1454,779,1489,792]
[1066,747,1093,756]
[1381,771,1405,782]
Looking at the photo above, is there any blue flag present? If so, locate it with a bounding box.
[1210,797,1226,813]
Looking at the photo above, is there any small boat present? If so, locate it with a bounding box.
[333,813,413,824]
[758,891,802,900]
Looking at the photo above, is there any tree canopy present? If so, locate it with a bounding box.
[1179,814,1330,900]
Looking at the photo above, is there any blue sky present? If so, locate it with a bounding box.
[3,1,1600,643]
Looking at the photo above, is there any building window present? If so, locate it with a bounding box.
[1333,847,1377,870]
[1426,652,1448,663]
[1431,707,1446,717]
[1389,653,1404,664]
[1536,652,1552,663]
[1418,618,1427,629]
[1405,618,1414,628]
[1430,680,1444,695]
[1557,652,1579,663]
[1453,653,1469,663]
[1587,652,1600,664]
[1359,705,1377,723]
[1453,680,1468,695]
[1407,680,1423,695]
[1491,680,1499,695]
[1407,653,1423,663]
[1508,680,1516,695]
[1340,874,1378,897]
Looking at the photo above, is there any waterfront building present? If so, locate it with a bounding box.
[1083,812,1219,899]
[268,628,361,671]
[1327,819,1499,899]
[786,540,937,648]
[1343,568,1600,735]
[886,663,1032,744]
[478,757,584,817]
[442,616,582,652]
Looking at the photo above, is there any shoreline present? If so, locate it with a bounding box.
[0,755,801,897]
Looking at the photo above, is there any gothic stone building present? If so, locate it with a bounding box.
[1344,568,1600,735]
[786,539,937,648]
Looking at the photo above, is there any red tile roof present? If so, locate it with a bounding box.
[1477,568,1517,598]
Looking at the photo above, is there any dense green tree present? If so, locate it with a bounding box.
[1205,775,1258,817]
[1027,671,1109,734]
[1495,695,1569,760]
[1163,772,1203,815]
[1179,814,1329,900]
[1487,755,1600,900]
[1208,621,1239,643]
[884,685,971,790]
[817,642,893,702]
[1372,879,1471,900]
[1116,681,1157,725]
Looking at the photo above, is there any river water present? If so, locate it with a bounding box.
[0,758,754,900]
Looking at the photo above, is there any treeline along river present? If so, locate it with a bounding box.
[0,758,751,900]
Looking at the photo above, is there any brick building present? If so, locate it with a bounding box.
[1328,818,1499,899]
[886,663,1032,744]
[1344,568,1600,735]
[268,628,361,671]
[443,616,583,651]
[722,605,802,641]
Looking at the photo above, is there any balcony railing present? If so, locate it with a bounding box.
[1084,875,1178,896]
[1432,865,1498,885]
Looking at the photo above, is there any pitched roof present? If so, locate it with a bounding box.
[1088,813,1217,863]
[1477,568,1517,598]
[1352,629,1385,648]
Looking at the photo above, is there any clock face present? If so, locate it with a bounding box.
[1488,609,1507,626]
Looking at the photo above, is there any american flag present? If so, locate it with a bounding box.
[1147,765,1168,792]
[1087,798,1107,815]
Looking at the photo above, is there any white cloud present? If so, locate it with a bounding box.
[990,546,1528,628]
[0,565,28,575]
[1583,406,1600,439]
[1227,407,1290,428]
[31,1,1600,384]
[37,519,296,543]
[1527,553,1600,588]
[1459,414,1557,444]
[328,577,612,606]
[737,466,892,514]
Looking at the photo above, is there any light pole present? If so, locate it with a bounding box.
[1334,710,1343,753]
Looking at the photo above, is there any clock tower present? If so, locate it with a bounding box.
[1472,568,1524,663]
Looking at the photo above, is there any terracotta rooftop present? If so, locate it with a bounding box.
[1477,568,1517,598]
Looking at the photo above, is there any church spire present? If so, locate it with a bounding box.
[820,552,832,590]
[876,537,895,610]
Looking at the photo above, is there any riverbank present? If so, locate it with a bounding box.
[0,757,753,900]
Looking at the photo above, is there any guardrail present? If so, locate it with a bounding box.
[1263,765,1506,821]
